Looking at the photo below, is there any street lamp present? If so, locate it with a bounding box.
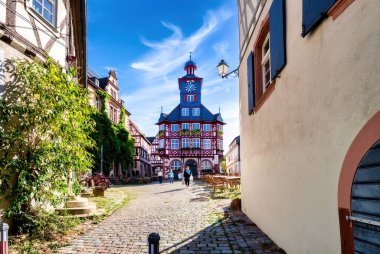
[217,59,238,79]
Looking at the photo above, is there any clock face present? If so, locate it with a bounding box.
[185,81,197,92]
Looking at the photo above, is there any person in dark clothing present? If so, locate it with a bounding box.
[184,166,192,187]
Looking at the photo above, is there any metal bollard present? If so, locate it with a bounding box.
[0,223,9,254]
[148,232,160,254]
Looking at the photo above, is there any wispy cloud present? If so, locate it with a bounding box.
[123,5,239,150]
[130,7,233,79]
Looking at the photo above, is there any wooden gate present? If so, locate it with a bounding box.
[348,139,380,253]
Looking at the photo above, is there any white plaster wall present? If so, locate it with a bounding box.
[0,4,6,23]
[4,0,69,64]
[239,1,380,253]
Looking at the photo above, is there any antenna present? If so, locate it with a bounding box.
[189,51,192,60]
[219,106,221,114]
[161,106,163,113]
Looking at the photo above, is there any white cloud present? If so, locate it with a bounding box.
[124,5,239,151]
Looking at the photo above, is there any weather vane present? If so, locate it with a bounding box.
[189,51,192,60]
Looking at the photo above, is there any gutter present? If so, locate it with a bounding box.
[81,0,87,87]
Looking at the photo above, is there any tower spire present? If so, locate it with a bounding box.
[189,51,192,61]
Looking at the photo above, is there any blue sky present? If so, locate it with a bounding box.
[88,0,240,151]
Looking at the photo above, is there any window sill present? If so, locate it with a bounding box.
[253,80,276,113]
[328,0,355,20]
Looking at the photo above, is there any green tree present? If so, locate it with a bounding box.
[0,58,94,221]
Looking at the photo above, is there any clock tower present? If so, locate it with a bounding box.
[179,58,202,106]
[154,57,225,179]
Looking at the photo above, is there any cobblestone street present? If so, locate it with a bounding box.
[58,181,284,254]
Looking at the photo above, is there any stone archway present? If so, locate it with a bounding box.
[185,159,198,179]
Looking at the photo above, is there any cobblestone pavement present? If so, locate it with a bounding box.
[58,180,285,254]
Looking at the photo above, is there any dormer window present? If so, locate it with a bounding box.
[32,0,56,26]
[95,79,99,87]
[182,108,189,116]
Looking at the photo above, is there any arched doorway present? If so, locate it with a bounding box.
[338,111,380,254]
[185,159,197,178]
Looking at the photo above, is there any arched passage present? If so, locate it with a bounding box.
[338,110,380,254]
[185,159,197,178]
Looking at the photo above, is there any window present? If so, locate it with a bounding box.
[111,89,117,99]
[249,1,286,113]
[302,0,336,37]
[159,125,165,131]
[32,0,56,25]
[159,139,164,148]
[262,33,271,89]
[182,123,189,130]
[171,160,182,171]
[203,124,211,131]
[203,139,211,149]
[171,124,179,132]
[187,95,194,102]
[193,138,200,148]
[201,160,212,171]
[218,139,223,149]
[182,138,189,148]
[217,125,223,131]
[95,97,100,111]
[171,139,179,149]
[192,108,200,116]
[192,123,200,130]
[182,108,189,116]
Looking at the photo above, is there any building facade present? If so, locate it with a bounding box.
[0,0,86,84]
[156,59,224,179]
[226,136,240,175]
[87,70,132,178]
[238,1,380,254]
[127,119,152,177]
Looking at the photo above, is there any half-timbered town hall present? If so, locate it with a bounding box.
[155,58,225,179]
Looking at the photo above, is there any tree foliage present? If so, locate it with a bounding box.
[0,58,94,220]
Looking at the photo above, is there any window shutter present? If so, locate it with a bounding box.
[184,95,187,102]
[269,0,286,80]
[247,51,255,115]
[302,0,336,37]
[194,94,197,101]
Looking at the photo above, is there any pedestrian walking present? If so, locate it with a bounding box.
[168,170,174,184]
[158,170,163,184]
[184,166,192,187]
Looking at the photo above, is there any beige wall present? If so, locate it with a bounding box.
[239,1,380,253]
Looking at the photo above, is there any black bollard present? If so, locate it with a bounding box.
[0,223,9,254]
[148,232,160,254]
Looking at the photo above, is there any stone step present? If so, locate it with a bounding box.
[66,197,89,208]
[56,202,96,216]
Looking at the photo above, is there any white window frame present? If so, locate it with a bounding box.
[171,139,179,149]
[171,124,179,132]
[187,94,194,102]
[182,108,189,116]
[203,139,211,149]
[171,160,182,171]
[192,123,200,130]
[159,139,164,148]
[201,160,212,171]
[192,107,200,116]
[203,124,211,131]
[182,138,189,148]
[182,123,189,130]
[193,138,200,148]
[261,33,271,90]
[218,139,222,149]
[32,0,56,26]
